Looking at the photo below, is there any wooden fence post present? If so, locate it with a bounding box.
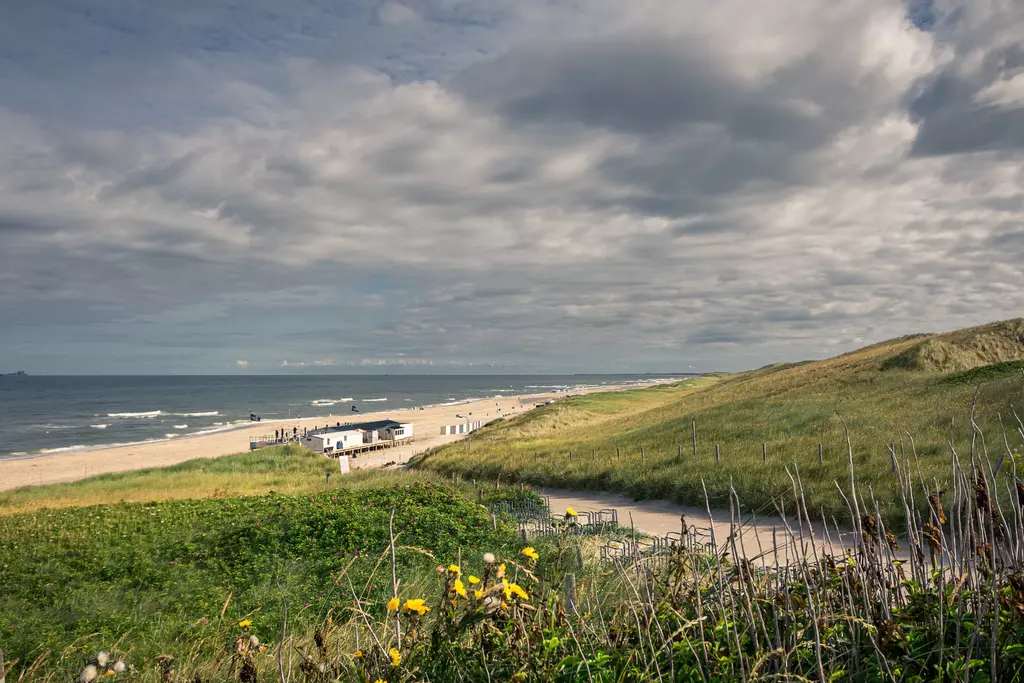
[564,574,577,615]
[616,446,620,460]
[641,446,645,463]
[715,444,720,463]
[762,443,767,464]
[569,450,572,463]
[691,421,697,458]
[818,443,823,465]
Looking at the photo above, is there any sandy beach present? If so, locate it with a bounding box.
[0,383,654,492]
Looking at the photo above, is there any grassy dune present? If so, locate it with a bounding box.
[0,446,453,516]
[412,319,1024,523]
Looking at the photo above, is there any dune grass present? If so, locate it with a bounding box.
[0,446,454,516]
[412,322,1024,526]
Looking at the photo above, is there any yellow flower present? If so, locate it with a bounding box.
[390,647,401,666]
[354,650,363,658]
[566,507,577,517]
[468,575,480,585]
[447,564,461,575]
[374,680,386,683]
[509,583,530,600]
[473,589,485,599]
[238,619,253,628]
[496,563,506,579]
[453,578,468,598]
[521,547,539,560]
[387,597,400,612]
[502,581,512,600]
[402,598,430,615]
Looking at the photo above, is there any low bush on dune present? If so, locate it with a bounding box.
[0,483,528,676]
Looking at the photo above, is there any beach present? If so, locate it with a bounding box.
[0,383,653,492]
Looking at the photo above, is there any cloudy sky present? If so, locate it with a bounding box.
[1,0,1022,374]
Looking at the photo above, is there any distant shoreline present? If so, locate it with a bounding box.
[0,379,676,491]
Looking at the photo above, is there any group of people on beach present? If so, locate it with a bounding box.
[273,426,299,443]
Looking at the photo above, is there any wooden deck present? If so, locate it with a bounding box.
[250,434,415,457]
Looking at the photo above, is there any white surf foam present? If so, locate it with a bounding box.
[108,410,162,418]
[173,424,188,429]
[172,411,218,417]
[90,424,109,429]
[362,398,388,402]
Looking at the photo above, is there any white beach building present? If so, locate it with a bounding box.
[303,419,413,454]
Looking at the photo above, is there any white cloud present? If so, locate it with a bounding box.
[1,0,1023,373]
[236,359,250,367]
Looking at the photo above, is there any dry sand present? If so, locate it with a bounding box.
[0,384,650,492]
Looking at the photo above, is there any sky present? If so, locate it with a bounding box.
[1,0,1022,374]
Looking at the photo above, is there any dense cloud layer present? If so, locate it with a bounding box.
[0,0,1022,373]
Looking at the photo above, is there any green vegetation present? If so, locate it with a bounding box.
[413,319,1024,525]
[0,482,526,677]
[0,446,456,516]
[5,466,1024,681]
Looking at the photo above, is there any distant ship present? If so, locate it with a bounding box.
[1,371,27,376]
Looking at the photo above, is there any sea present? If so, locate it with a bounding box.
[0,374,686,460]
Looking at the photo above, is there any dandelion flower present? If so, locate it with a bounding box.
[473,589,485,599]
[447,564,461,575]
[238,619,253,628]
[453,578,467,598]
[113,662,126,674]
[374,680,387,683]
[566,507,577,517]
[402,598,430,615]
[389,647,401,666]
[80,665,98,683]
[521,547,539,560]
[387,597,400,612]
[97,652,109,667]
[483,552,495,564]
[468,575,480,584]
[353,650,363,658]
[508,583,530,600]
[497,563,506,579]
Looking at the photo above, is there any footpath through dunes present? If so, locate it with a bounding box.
[411,317,1024,528]
[536,487,872,563]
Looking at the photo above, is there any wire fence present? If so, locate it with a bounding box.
[486,498,716,569]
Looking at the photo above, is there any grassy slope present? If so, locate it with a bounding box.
[0,446,456,516]
[0,481,522,672]
[412,319,1024,523]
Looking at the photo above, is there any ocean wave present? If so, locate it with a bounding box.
[524,385,569,389]
[404,398,414,401]
[311,399,338,406]
[173,424,188,429]
[107,410,162,418]
[90,424,109,429]
[31,423,77,430]
[172,411,218,417]
[362,397,388,402]
[39,444,89,454]
[164,433,181,439]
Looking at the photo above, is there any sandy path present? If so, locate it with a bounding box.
[0,384,652,492]
[539,488,870,561]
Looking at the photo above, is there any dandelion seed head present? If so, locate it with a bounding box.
[80,664,98,683]
[483,552,495,564]
[113,661,126,674]
[96,652,109,667]
[249,635,260,648]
